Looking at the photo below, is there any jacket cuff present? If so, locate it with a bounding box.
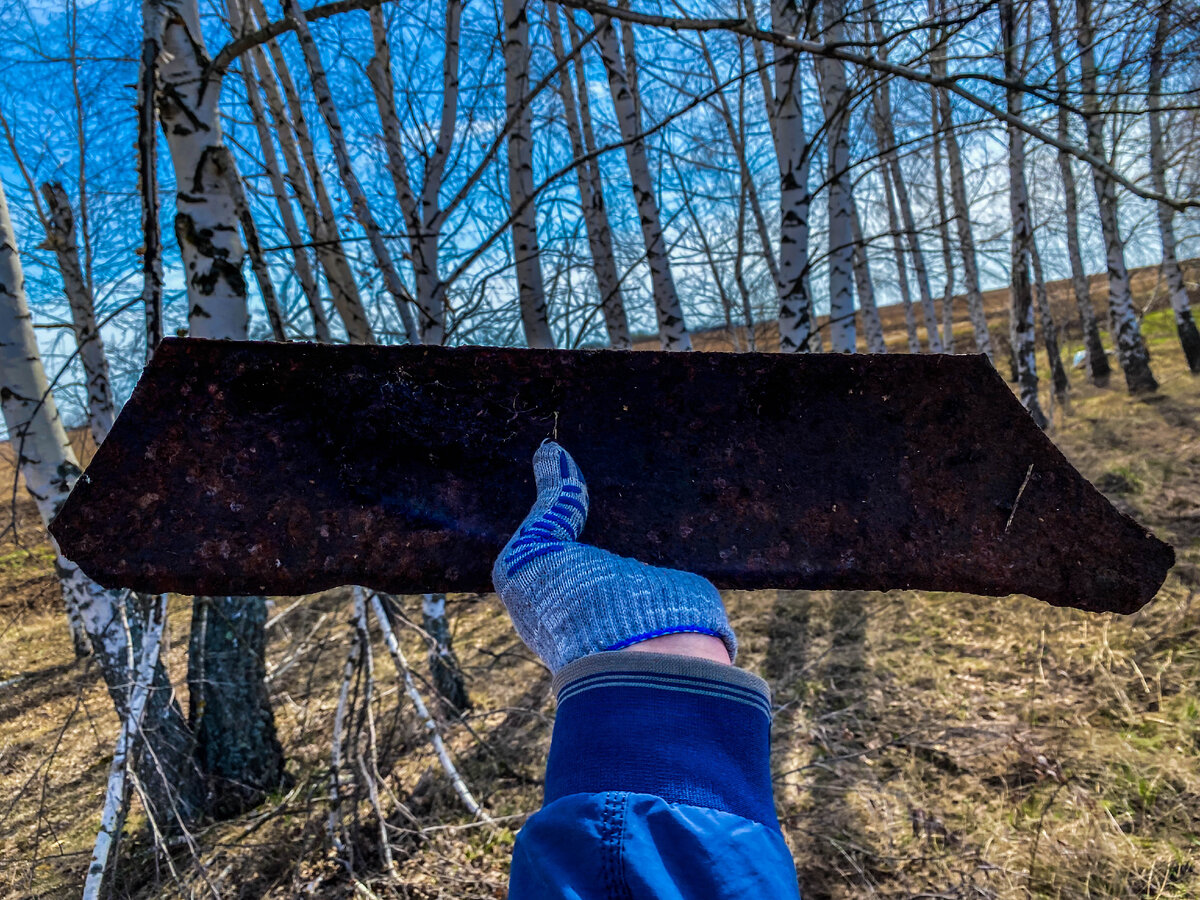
[545,651,778,827]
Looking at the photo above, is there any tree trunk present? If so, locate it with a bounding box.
[367,5,447,345]
[1029,236,1070,401]
[1,176,203,825]
[867,6,942,353]
[150,0,284,816]
[246,0,374,343]
[1002,0,1047,427]
[929,106,955,353]
[1147,0,1200,373]
[818,0,856,352]
[881,162,922,353]
[230,0,329,342]
[1043,0,1109,383]
[549,5,630,348]
[421,593,470,714]
[769,0,818,351]
[283,0,418,344]
[1075,0,1157,393]
[502,0,554,348]
[594,14,692,350]
[37,183,115,444]
[934,85,992,358]
[850,200,886,353]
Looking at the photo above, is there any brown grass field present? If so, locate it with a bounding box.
[1,266,1198,899]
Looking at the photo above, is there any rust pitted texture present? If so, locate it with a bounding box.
[50,339,1173,612]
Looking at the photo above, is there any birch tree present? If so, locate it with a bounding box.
[1074,0,1157,393]
[1002,0,1047,427]
[246,0,375,343]
[148,0,284,814]
[503,0,555,348]
[769,0,818,351]
[850,201,887,353]
[594,14,693,350]
[37,182,115,443]
[559,8,631,348]
[282,0,419,344]
[881,162,922,353]
[0,175,203,826]
[1147,0,1200,372]
[1045,0,1109,384]
[817,0,856,352]
[867,4,943,353]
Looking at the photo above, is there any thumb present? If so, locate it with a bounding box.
[499,442,590,580]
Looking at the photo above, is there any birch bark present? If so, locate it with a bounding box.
[367,6,447,344]
[1030,236,1071,400]
[1002,0,1047,427]
[283,0,419,344]
[1147,0,1200,372]
[881,162,922,353]
[0,177,202,824]
[503,0,554,348]
[151,0,247,339]
[850,200,887,352]
[594,14,692,350]
[38,183,115,443]
[934,84,992,358]
[1045,0,1108,383]
[867,5,942,353]
[552,5,631,349]
[929,110,956,353]
[818,0,856,352]
[148,0,284,816]
[769,0,818,351]
[1075,0,1157,393]
[230,0,329,342]
[246,0,375,342]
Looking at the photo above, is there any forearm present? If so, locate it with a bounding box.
[509,651,801,899]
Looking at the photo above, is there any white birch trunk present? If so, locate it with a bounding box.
[1147,0,1200,372]
[283,0,419,344]
[230,0,329,342]
[38,183,115,444]
[929,107,956,354]
[769,0,818,351]
[934,85,992,359]
[151,0,248,340]
[83,593,167,900]
[594,15,692,350]
[1002,0,1047,427]
[1029,237,1070,400]
[818,0,856,352]
[503,0,554,348]
[242,19,372,344]
[850,201,886,353]
[1075,0,1157,393]
[367,6,446,345]
[367,592,489,820]
[553,5,631,349]
[881,162,922,353]
[1,177,201,821]
[1046,0,1108,383]
[867,4,942,353]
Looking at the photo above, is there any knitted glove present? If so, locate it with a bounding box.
[491,441,736,673]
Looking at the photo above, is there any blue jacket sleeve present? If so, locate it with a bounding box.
[508,652,802,899]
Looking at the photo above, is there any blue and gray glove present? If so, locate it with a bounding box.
[491,441,737,672]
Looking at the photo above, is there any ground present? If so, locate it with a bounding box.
[1,293,1198,898]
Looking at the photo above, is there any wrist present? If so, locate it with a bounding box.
[622,631,732,665]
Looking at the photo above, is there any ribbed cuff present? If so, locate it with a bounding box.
[545,652,778,827]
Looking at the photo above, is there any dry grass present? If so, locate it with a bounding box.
[1,292,1198,898]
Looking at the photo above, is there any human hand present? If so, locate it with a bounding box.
[491,441,736,672]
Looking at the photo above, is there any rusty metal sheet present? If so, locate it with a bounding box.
[50,338,1172,613]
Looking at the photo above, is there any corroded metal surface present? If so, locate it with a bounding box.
[51,339,1173,612]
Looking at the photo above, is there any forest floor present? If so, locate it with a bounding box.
[1,298,1198,899]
